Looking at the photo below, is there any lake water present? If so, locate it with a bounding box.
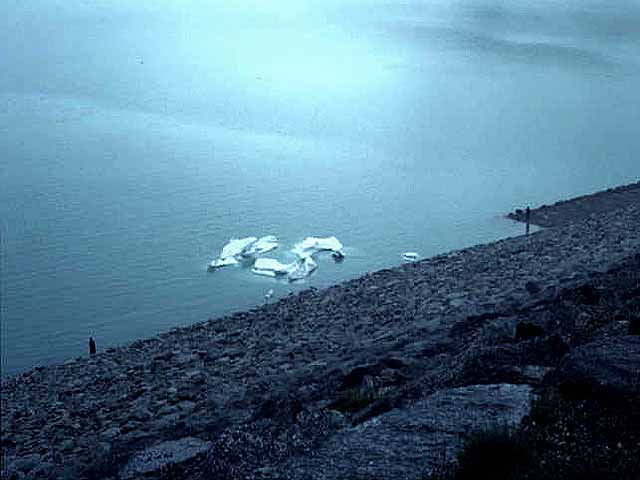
[2,0,639,376]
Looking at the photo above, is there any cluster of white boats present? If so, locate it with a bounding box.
[208,235,345,281]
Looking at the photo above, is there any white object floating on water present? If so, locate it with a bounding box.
[251,258,294,277]
[265,288,274,301]
[209,235,344,277]
[220,237,258,260]
[245,235,279,256]
[292,236,344,259]
[210,236,279,271]
[402,252,420,261]
[208,257,239,271]
[288,256,318,281]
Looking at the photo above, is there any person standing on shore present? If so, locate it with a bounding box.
[525,206,531,235]
[89,337,96,356]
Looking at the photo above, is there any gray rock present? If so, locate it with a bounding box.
[60,439,75,451]
[284,383,533,479]
[630,316,640,335]
[525,281,542,295]
[455,337,568,386]
[339,358,407,391]
[99,426,121,440]
[9,453,42,472]
[120,437,212,479]
[177,400,197,413]
[203,408,347,479]
[515,322,546,341]
[552,336,640,395]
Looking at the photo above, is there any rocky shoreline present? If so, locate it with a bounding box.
[507,181,640,227]
[2,184,639,479]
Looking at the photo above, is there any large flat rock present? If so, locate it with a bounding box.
[283,383,533,479]
[120,437,211,479]
[552,336,640,396]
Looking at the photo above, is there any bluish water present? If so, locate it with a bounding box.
[2,0,639,376]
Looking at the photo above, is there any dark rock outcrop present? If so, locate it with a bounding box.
[515,321,546,341]
[120,437,211,479]
[551,336,640,396]
[281,384,533,480]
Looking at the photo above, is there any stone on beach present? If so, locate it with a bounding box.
[283,384,533,479]
[551,336,640,396]
[119,437,212,479]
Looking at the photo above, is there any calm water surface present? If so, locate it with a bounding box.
[2,0,639,376]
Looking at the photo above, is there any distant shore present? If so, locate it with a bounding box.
[507,181,640,227]
[2,182,639,479]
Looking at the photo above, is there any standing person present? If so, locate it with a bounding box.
[89,337,96,356]
[525,206,531,235]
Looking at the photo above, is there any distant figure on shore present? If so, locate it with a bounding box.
[89,337,96,356]
[525,206,531,235]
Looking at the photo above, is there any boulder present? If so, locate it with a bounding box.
[551,336,640,396]
[119,437,211,479]
[630,317,640,335]
[525,281,542,296]
[515,321,546,341]
[456,336,568,385]
[573,284,602,305]
[251,393,304,424]
[282,384,533,479]
[339,358,407,391]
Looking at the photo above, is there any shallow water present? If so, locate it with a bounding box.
[2,0,639,376]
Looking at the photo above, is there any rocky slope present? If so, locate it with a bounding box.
[507,181,640,228]
[2,187,639,480]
